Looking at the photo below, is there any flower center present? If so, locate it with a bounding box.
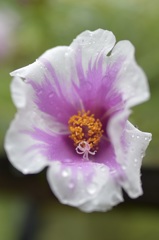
[68,111,103,160]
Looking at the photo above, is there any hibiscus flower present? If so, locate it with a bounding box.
[5,29,151,212]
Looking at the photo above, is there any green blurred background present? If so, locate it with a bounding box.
[0,0,159,240]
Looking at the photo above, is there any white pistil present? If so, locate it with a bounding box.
[76,141,97,161]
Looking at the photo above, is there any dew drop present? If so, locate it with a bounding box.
[136,135,140,139]
[131,147,135,152]
[62,169,69,178]
[122,165,126,170]
[110,169,116,175]
[38,90,43,95]
[100,165,106,172]
[57,113,62,118]
[23,168,29,174]
[64,159,72,163]
[68,181,74,189]
[134,158,138,163]
[131,134,135,138]
[49,92,54,98]
[141,154,144,158]
[87,183,97,195]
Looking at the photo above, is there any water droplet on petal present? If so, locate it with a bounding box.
[122,165,126,170]
[131,134,135,138]
[64,159,72,163]
[68,181,74,189]
[49,92,54,98]
[62,169,69,178]
[110,169,116,174]
[23,168,29,174]
[131,147,135,152]
[145,137,148,141]
[38,90,43,95]
[100,165,106,172]
[134,158,138,163]
[137,135,140,139]
[87,183,97,195]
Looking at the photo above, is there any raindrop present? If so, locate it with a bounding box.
[100,165,106,172]
[110,169,116,174]
[131,147,135,152]
[64,159,72,163]
[49,92,54,98]
[131,134,135,138]
[62,169,69,178]
[38,90,43,95]
[23,168,29,174]
[134,158,138,163]
[141,154,144,158]
[68,181,74,189]
[57,113,62,118]
[87,183,97,195]
[136,135,140,139]
[122,165,126,170]
[145,137,148,141]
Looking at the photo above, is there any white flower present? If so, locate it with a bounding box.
[5,29,151,212]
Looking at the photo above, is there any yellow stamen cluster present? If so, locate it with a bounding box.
[68,111,103,151]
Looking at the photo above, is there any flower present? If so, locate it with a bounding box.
[5,29,151,212]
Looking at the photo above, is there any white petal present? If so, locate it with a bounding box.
[38,46,80,102]
[10,46,81,108]
[10,61,45,84]
[110,40,150,107]
[4,105,67,174]
[107,110,131,165]
[47,162,123,212]
[71,29,116,75]
[4,110,46,174]
[121,121,152,198]
[78,172,123,212]
[10,76,28,109]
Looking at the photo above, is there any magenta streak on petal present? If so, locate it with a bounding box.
[23,127,82,163]
[96,138,121,169]
[23,126,120,171]
[22,127,96,185]
[74,50,124,119]
[28,59,81,126]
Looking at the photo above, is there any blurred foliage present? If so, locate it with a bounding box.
[1,196,159,240]
[36,202,159,240]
